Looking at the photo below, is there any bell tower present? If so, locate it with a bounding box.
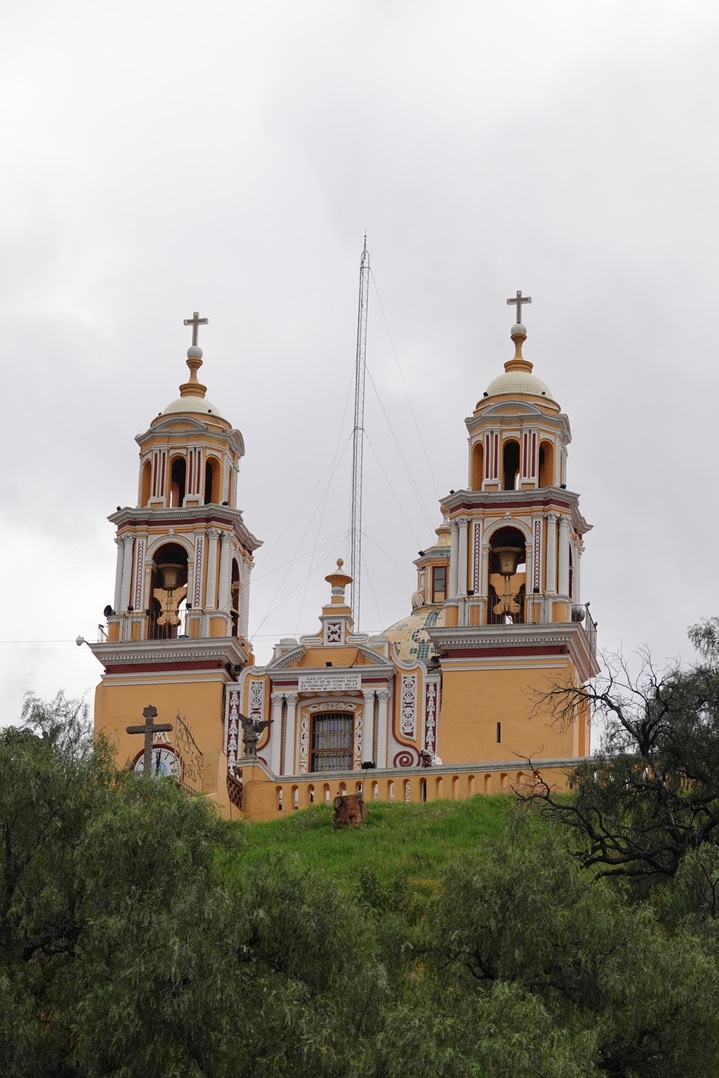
[91,313,261,802]
[426,294,599,765]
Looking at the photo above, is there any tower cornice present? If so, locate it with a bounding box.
[439,487,592,536]
[109,505,262,552]
[426,622,600,681]
[89,635,249,671]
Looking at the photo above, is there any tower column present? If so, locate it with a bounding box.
[239,559,251,636]
[269,692,284,775]
[230,463,239,507]
[119,535,134,611]
[283,692,298,774]
[218,533,232,611]
[449,521,459,598]
[574,543,583,602]
[113,537,124,612]
[457,516,469,597]
[545,513,558,595]
[376,689,390,768]
[558,518,570,597]
[205,529,220,609]
[362,688,375,764]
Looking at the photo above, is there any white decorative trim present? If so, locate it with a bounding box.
[299,702,359,774]
[89,636,248,667]
[423,681,439,754]
[299,712,310,773]
[249,680,265,722]
[225,687,241,770]
[134,539,145,610]
[193,536,204,607]
[269,646,307,670]
[400,674,417,738]
[472,521,481,593]
[353,713,363,769]
[533,519,542,592]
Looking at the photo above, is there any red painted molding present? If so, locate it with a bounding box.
[105,659,229,673]
[443,644,569,659]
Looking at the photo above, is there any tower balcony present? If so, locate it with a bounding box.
[447,590,596,642]
[102,607,248,647]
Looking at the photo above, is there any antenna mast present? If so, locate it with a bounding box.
[350,235,370,630]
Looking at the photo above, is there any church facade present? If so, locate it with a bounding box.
[90,300,598,820]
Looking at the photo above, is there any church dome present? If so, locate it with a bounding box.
[485,369,553,399]
[384,605,445,663]
[162,395,224,417]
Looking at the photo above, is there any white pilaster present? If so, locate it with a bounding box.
[119,535,134,611]
[269,692,283,775]
[113,537,124,612]
[449,521,459,598]
[205,529,220,609]
[362,689,375,764]
[545,513,557,595]
[284,693,298,775]
[239,559,251,636]
[218,533,232,611]
[376,689,390,768]
[573,543,583,603]
[230,463,239,507]
[457,516,469,597]
[558,517,570,597]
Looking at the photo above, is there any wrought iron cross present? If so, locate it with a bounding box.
[183,310,208,347]
[126,704,173,778]
[506,290,532,322]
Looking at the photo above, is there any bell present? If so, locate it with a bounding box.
[157,563,183,591]
[493,545,523,577]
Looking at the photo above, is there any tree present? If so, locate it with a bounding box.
[525,624,719,888]
[417,829,719,1077]
[0,693,389,1077]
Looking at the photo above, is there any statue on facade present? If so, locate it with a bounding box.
[239,713,272,757]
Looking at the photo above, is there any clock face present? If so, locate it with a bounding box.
[133,745,182,780]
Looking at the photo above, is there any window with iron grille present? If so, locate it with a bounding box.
[311,713,354,772]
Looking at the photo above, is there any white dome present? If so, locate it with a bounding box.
[485,370,553,399]
[162,396,224,417]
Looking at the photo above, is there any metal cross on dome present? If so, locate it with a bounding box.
[183,310,208,347]
[506,290,532,323]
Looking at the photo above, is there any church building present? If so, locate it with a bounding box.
[90,298,598,819]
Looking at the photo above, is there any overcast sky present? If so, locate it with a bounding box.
[3,0,718,723]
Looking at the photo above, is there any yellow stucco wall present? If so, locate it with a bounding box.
[437,659,580,763]
[94,678,233,815]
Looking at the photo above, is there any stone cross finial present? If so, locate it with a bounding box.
[126,704,173,777]
[506,290,532,323]
[183,311,208,347]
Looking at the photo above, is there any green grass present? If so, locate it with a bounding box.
[226,795,540,893]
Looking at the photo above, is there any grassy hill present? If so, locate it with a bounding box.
[227,795,537,895]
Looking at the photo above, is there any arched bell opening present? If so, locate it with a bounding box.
[140,459,152,507]
[149,542,189,639]
[471,441,484,490]
[169,456,186,507]
[488,525,526,624]
[204,457,221,504]
[502,439,520,491]
[539,440,555,488]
